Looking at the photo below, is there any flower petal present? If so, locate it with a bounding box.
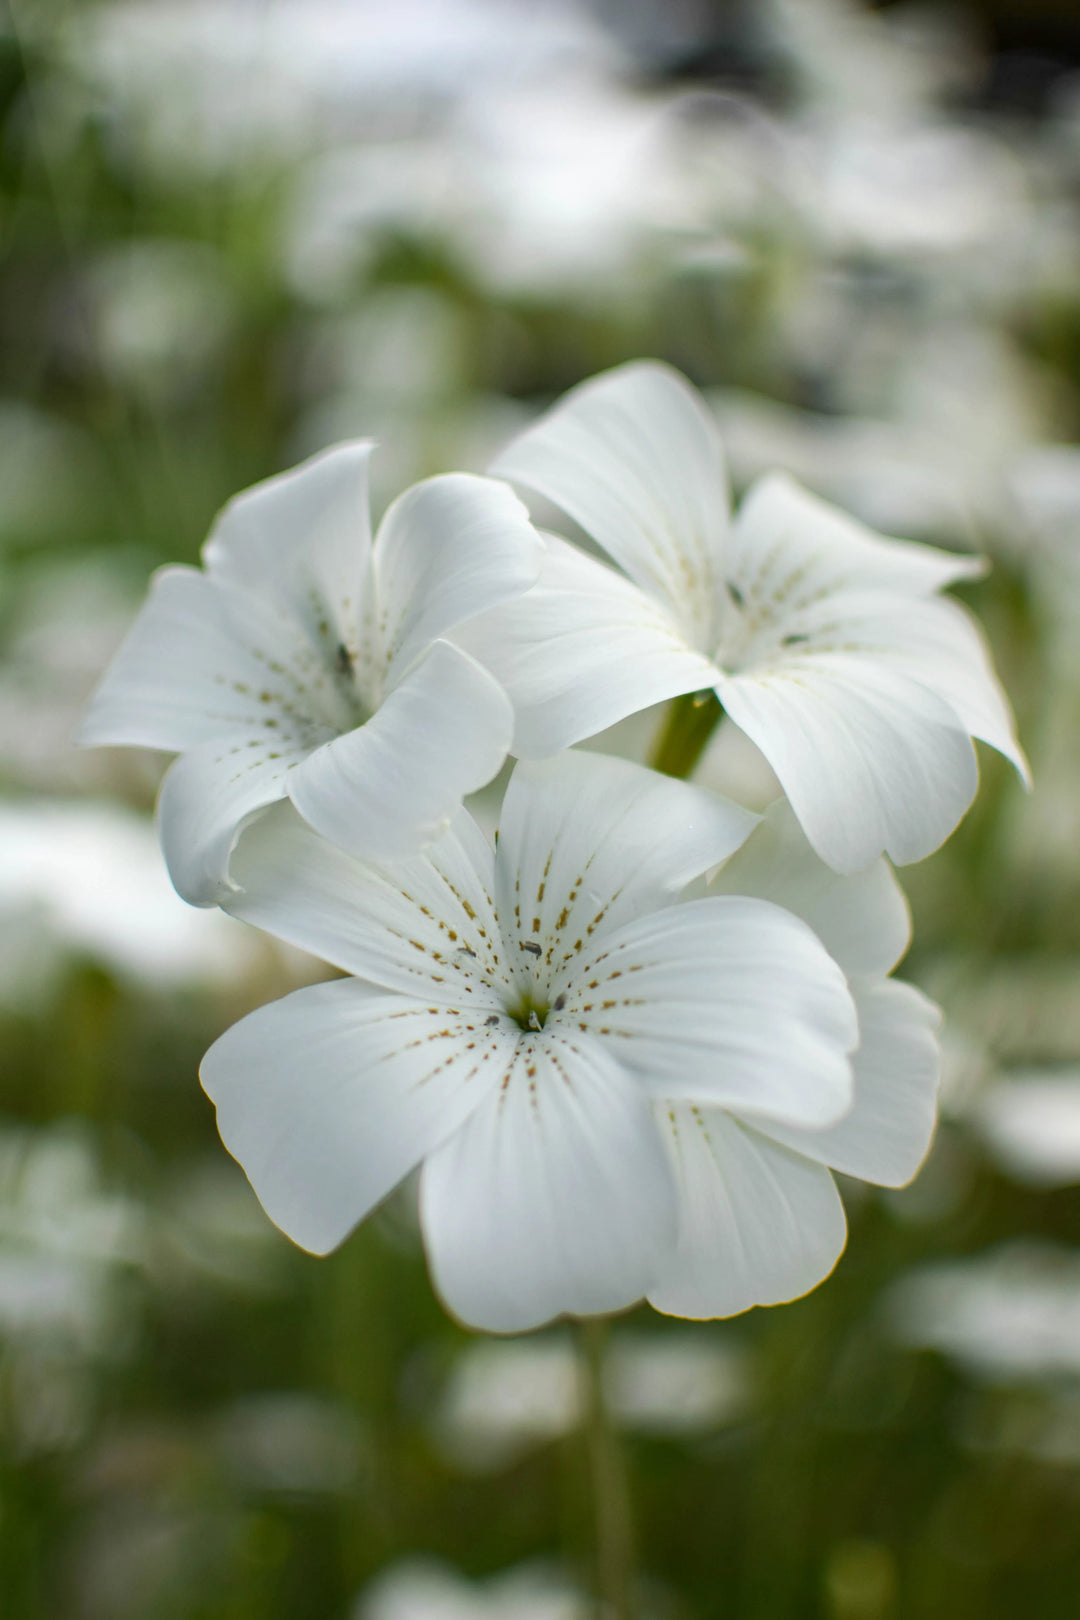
[495,751,759,1001]
[753,587,1028,786]
[287,640,513,864]
[708,798,911,977]
[714,657,979,872]
[453,534,717,756]
[80,567,356,751]
[648,1106,847,1319]
[419,1030,677,1332]
[728,472,984,603]
[491,361,728,648]
[374,473,543,688]
[562,896,857,1129]
[200,977,502,1255]
[157,731,319,907]
[202,440,375,654]
[849,593,1029,783]
[226,801,503,1003]
[754,979,941,1188]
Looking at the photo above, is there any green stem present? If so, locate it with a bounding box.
[648,689,723,780]
[579,1317,636,1620]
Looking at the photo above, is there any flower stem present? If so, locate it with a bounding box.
[579,1316,637,1620]
[649,689,723,780]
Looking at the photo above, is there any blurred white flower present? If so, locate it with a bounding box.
[469,361,1026,873]
[0,1124,142,1358]
[355,1556,586,1620]
[972,1069,1080,1188]
[888,1243,1080,1380]
[72,0,617,180]
[436,1329,748,1469]
[80,443,541,904]
[0,800,260,997]
[201,750,860,1332]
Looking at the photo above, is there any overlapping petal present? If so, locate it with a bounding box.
[494,750,758,994]
[491,361,727,647]
[201,977,503,1255]
[374,474,544,688]
[79,567,357,752]
[715,657,979,872]
[288,640,513,864]
[157,729,322,907]
[559,897,857,1129]
[756,979,940,1188]
[226,803,502,1004]
[202,440,375,654]
[709,799,910,977]
[726,472,985,605]
[420,1030,678,1333]
[453,535,716,757]
[648,1105,848,1320]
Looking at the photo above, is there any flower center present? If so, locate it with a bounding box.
[506,990,550,1033]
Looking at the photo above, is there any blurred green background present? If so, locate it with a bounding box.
[2,1,1080,1615]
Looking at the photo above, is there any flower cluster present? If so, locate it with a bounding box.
[83,362,1025,1333]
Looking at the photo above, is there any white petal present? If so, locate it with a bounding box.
[288,640,513,863]
[755,979,941,1188]
[709,798,911,978]
[80,567,355,751]
[226,800,503,1004]
[495,751,759,1001]
[419,1030,677,1333]
[852,593,1028,783]
[756,588,1028,785]
[648,1105,847,1320]
[560,897,857,1129]
[715,657,978,872]
[491,361,728,647]
[453,534,717,757]
[727,472,984,603]
[157,733,317,907]
[373,474,543,687]
[200,978,501,1255]
[202,440,375,653]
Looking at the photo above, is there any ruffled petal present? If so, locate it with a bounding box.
[753,979,941,1188]
[558,896,857,1129]
[708,798,911,978]
[648,1105,847,1319]
[495,751,759,1003]
[200,977,502,1255]
[491,361,728,648]
[287,640,513,863]
[202,440,375,655]
[80,566,356,751]
[714,657,979,872]
[453,534,717,757]
[373,473,543,688]
[226,800,503,1004]
[419,1030,677,1333]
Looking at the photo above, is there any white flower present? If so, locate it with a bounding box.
[461,360,1027,873]
[80,442,543,905]
[200,750,864,1333]
[651,796,941,1318]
